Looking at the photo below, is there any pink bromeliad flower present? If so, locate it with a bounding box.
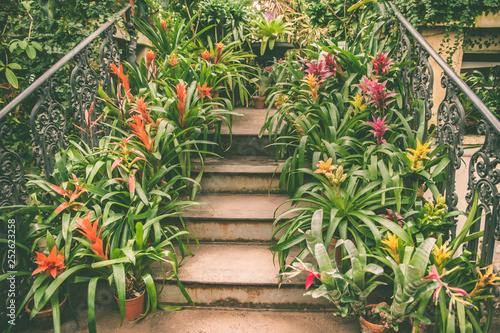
[354,75,377,95]
[305,60,333,86]
[324,53,340,76]
[366,115,389,145]
[379,208,404,227]
[372,52,395,76]
[367,80,397,110]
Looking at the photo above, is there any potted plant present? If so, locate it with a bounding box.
[251,65,274,108]
[250,12,293,63]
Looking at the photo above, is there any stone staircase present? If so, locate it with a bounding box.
[151,107,360,332]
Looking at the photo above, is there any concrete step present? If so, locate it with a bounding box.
[193,155,285,194]
[178,193,292,241]
[154,243,335,310]
[212,107,278,157]
[31,305,360,333]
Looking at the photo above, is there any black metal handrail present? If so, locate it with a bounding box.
[0,5,132,121]
[390,1,500,265]
[389,2,500,134]
[0,4,136,208]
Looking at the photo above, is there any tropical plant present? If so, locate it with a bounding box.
[250,12,292,55]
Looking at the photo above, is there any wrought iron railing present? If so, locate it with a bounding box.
[390,2,500,264]
[0,5,136,207]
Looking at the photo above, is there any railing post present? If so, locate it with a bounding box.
[0,123,27,207]
[412,44,434,140]
[466,121,500,264]
[100,25,121,97]
[71,46,101,148]
[30,78,68,178]
[125,7,137,66]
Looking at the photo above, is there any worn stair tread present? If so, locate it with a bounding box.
[222,107,274,136]
[183,193,291,221]
[32,306,359,333]
[160,243,304,286]
[193,155,283,174]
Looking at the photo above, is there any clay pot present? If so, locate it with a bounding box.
[359,305,392,333]
[114,289,145,321]
[253,96,266,109]
[25,294,67,329]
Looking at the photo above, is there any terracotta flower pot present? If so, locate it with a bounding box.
[253,95,266,109]
[359,305,392,333]
[114,289,145,321]
[25,294,67,329]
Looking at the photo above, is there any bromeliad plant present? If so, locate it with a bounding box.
[280,209,387,318]
[250,12,292,55]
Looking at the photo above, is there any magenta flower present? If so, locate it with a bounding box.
[367,80,397,110]
[366,116,389,146]
[372,52,395,76]
[264,11,275,22]
[305,60,333,86]
[423,265,472,308]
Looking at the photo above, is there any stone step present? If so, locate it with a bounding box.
[37,305,360,333]
[193,155,285,194]
[178,193,292,241]
[212,107,278,157]
[154,243,334,310]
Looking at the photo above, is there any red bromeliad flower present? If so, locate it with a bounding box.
[169,54,179,67]
[379,208,404,227]
[109,136,148,172]
[366,115,389,145]
[109,63,133,101]
[304,60,333,86]
[366,80,397,110]
[129,114,155,152]
[175,82,187,127]
[130,97,154,125]
[423,265,471,306]
[75,212,108,260]
[372,52,395,76]
[324,53,340,76]
[201,50,211,61]
[197,82,213,100]
[51,174,87,213]
[33,246,65,278]
[160,20,167,31]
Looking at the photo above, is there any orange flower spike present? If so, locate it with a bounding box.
[90,236,108,260]
[201,50,211,61]
[109,63,133,101]
[215,42,225,50]
[132,97,154,124]
[214,42,225,64]
[175,82,187,103]
[75,212,100,243]
[197,82,214,100]
[146,50,157,68]
[129,115,155,152]
[169,54,179,67]
[32,246,65,278]
[160,20,167,31]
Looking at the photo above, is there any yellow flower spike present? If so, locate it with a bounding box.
[314,158,337,174]
[470,265,500,298]
[433,242,453,269]
[350,93,367,112]
[382,232,400,264]
[302,74,321,101]
[406,139,432,172]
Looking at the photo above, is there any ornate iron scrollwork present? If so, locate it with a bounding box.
[0,122,27,207]
[396,23,412,117]
[125,8,137,66]
[436,74,465,238]
[466,120,500,264]
[71,46,102,147]
[30,79,68,178]
[100,24,121,96]
[412,44,434,138]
